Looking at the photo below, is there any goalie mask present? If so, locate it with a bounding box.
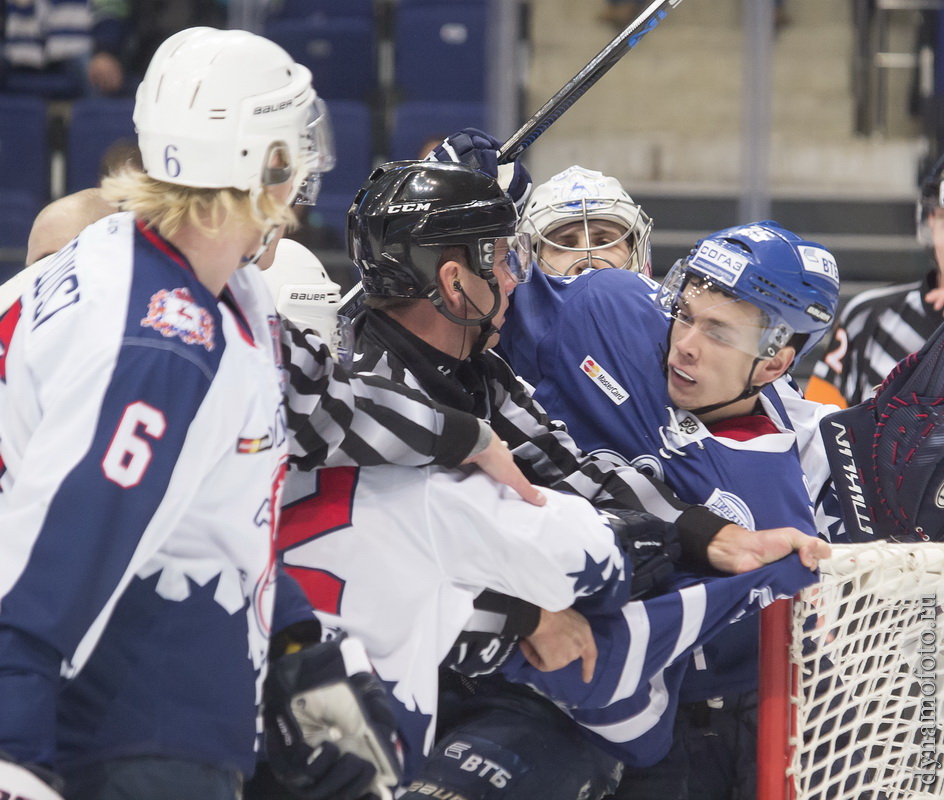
[521,165,652,277]
[348,160,532,330]
[261,238,353,363]
[134,27,335,208]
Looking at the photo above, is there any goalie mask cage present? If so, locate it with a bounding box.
[757,542,944,800]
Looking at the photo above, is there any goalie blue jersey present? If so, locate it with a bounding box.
[501,267,820,699]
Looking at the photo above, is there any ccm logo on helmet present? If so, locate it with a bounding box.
[387,202,432,213]
[253,100,293,115]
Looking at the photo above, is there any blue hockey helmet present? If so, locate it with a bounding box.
[657,221,840,362]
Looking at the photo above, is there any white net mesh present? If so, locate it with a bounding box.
[786,543,944,800]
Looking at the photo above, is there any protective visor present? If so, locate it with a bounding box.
[295,96,336,206]
[478,232,533,284]
[657,261,793,359]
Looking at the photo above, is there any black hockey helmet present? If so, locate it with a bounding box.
[347,160,526,300]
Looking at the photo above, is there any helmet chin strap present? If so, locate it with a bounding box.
[242,221,281,266]
[662,321,766,419]
[428,274,502,358]
[685,360,764,417]
[242,182,291,266]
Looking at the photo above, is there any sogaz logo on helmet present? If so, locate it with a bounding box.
[690,242,748,287]
[387,202,432,214]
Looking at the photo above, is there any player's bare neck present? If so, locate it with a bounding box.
[169,220,262,297]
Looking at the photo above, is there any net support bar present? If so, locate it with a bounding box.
[757,597,795,800]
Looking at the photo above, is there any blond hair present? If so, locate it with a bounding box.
[100,168,298,240]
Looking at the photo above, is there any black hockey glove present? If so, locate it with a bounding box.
[428,127,532,212]
[263,635,403,800]
[602,509,681,599]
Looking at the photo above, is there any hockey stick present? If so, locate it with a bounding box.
[337,0,685,320]
[497,0,686,164]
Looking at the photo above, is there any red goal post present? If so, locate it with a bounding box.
[757,542,944,800]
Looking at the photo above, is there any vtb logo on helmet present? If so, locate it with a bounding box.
[134,27,335,206]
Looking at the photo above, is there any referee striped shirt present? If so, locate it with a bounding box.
[807,271,942,407]
[281,318,481,471]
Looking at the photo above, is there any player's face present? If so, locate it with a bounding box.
[928,207,944,269]
[665,284,767,423]
[538,220,632,276]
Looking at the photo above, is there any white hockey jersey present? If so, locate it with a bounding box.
[278,463,630,776]
[0,213,292,775]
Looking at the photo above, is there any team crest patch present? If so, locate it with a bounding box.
[141,288,215,351]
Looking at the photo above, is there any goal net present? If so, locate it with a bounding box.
[758,542,944,800]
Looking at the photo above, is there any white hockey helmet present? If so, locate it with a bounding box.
[134,27,334,206]
[520,165,653,276]
[261,238,352,360]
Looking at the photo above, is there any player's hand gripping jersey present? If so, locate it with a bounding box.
[278,462,818,774]
[277,462,631,777]
[500,267,832,699]
[0,213,309,776]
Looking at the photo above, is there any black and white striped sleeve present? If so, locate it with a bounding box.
[282,321,480,471]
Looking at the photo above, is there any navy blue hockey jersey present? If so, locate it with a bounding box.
[501,267,821,699]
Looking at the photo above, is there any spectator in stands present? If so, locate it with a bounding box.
[87,0,227,95]
[806,152,944,406]
[1,0,90,98]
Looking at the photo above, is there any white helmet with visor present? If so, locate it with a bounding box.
[134,27,335,207]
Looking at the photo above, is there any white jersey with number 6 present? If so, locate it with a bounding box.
[0,211,288,776]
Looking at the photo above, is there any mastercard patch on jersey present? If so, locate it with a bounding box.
[580,355,629,405]
[141,287,215,350]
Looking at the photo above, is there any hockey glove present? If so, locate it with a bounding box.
[0,754,64,800]
[603,509,680,599]
[428,128,532,213]
[263,635,403,800]
[820,317,944,543]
